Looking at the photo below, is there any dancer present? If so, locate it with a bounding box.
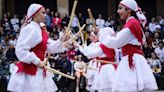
[7,3,69,92]
[98,0,158,91]
[75,27,118,92]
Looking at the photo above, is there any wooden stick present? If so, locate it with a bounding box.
[77,16,81,28]
[77,19,85,46]
[64,27,83,49]
[93,59,119,65]
[64,27,74,37]
[62,0,78,42]
[63,27,82,48]
[75,66,98,71]
[87,8,96,28]
[73,60,98,71]
[66,0,78,32]
[63,24,86,45]
[72,24,86,40]
[45,66,75,80]
[72,39,81,48]
[45,52,75,80]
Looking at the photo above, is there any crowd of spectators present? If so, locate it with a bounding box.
[0,8,164,91]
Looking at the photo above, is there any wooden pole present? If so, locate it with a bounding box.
[93,59,119,65]
[45,66,75,80]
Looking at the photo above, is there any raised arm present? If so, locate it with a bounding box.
[47,39,64,53]
[79,43,103,59]
[99,28,132,48]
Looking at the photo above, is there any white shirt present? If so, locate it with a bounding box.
[99,17,145,49]
[16,21,63,65]
[79,42,103,59]
[96,18,105,28]
[148,22,156,33]
[154,47,164,61]
[79,41,119,62]
[9,39,17,46]
[74,61,86,72]
[10,18,20,32]
[147,58,161,68]
[71,16,78,27]
[160,19,164,25]
[105,21,111,27]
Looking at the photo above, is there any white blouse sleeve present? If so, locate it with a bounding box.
[79,43,103,59]
[46,39,64,53]
[99,28,132,48]
[15,27,40,65]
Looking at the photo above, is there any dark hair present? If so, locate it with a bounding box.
[126,7,146,32]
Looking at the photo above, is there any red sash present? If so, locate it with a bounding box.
[122,18,144,69]
[99,44,117,69]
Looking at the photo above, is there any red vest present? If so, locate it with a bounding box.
[98,44,117,69]
[122,18,143,69]
[16,30,49,75]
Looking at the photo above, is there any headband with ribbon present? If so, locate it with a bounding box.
[120,0,147,27]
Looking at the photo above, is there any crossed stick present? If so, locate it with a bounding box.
[87,8,96,28]
[44,0,78,80]
[63,24,86,46]
[73,60,99,71]
[62,0,85,47]
[66,0,78,32]
[62,0,78,43]
[44,53,75,80]
[77,19,85,47]
[93,59,119,65]
[45,66,75,80]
